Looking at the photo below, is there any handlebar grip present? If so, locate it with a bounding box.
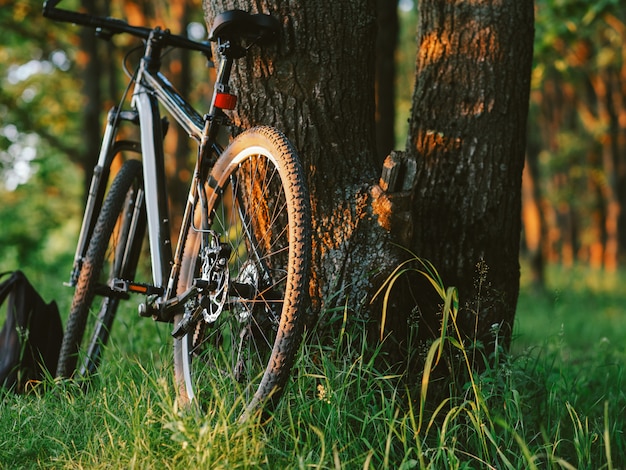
[43,2,101,27]
[43,1,151,39]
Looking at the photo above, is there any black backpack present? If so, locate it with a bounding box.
[0,271,63,392]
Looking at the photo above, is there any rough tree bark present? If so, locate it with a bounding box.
[406,0,534,356]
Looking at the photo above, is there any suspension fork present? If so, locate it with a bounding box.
[67,107,141,287]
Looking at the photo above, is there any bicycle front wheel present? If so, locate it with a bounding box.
[56,159,146,380]
[173,126,311,420]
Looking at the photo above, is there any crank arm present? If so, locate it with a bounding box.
[169,278,217,337]
[139,279,208,321]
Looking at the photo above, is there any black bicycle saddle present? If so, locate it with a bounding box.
[208,9,280,44]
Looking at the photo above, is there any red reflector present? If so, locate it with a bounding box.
[215,92,237,110]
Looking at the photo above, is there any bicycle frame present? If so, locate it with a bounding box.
[46,2,309,417]
[57,10,240,322]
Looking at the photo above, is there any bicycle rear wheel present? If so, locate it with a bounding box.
[173,126,311,420]
[56,159,146,380]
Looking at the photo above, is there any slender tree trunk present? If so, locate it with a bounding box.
[604,14,626,265]
[407,0,534,355]
[521,152,545,289]
[590,71,620,271]
[160,0,195,243]
[589,169,608,268]
[375,0,398,167]
[78,0,104,199]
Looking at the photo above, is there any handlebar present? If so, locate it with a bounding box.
[43,0,213,57]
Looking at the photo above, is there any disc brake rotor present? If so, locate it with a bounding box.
[200,238,230,324]
[233,260,260,322]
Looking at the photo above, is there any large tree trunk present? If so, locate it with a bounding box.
[202,0,399,324]
[407,0,534,356]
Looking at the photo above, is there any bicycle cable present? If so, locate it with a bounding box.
[104,42,148,131]
[122,44,144,81]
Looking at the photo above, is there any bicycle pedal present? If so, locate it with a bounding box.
[112,278,164,296]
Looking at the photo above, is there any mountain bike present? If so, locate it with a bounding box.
[43,1,311,420]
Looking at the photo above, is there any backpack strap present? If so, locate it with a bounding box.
[0,271,24,307]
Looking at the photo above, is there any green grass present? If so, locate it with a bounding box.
[515,264,626,355]
[1,263,625,468]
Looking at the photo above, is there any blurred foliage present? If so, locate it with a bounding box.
[396,3,417,148]
[0,0,84,304]
[0,1,85,168]
[529,0,626,266]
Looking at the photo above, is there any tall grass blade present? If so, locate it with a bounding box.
[604,401,614,470]
[417,337,444,434]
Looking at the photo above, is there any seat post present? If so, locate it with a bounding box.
[199,40,241,178]
[208,40,244,118]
